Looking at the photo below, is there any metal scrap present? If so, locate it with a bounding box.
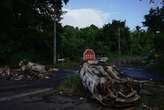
[0,60,53,80]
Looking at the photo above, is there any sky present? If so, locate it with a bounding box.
[61,0,161,30]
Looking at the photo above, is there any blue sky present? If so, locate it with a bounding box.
[61,0,161,29]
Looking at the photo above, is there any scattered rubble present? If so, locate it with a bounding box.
[80,60,141,107]
[0,60,55,80]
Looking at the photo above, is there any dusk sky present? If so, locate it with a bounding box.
[61,0,161,29]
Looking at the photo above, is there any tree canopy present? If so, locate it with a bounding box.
[143,1,164,63]
[0,0,163,66]
[0,0,68,65]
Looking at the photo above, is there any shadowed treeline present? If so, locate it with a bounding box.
[0,0,163,74]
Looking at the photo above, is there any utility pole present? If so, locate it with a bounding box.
[118,27,121,67]
[118,27,121,57]
[53,18,57,65]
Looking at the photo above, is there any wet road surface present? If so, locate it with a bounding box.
[120,67,164,81]
[0,67,164,110]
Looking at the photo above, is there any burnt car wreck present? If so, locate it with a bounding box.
[80,59,141,107]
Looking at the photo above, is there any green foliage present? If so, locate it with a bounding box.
[59,20,152,61]
[57,75,84,95]
[0,0,68,65]
[56,60,79,69]
[141,83,164,110]
[100,20,131,55]
[60,25,83,61]
[130,28,153,55]
[0,0,162,67]
[143,2,164,72]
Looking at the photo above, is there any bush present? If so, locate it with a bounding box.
[57,75,84,95]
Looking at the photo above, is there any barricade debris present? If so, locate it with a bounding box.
[0,60,55,80]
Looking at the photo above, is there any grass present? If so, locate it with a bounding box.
[55,61,79,69]
[56,75,164,110]
[145,63,164,75]
[106,54,141,61]
[142,94,164,110]
[140,83,164,110]
[56,75,84,96]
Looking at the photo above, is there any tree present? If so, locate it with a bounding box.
[142,0,164,69]
[100,20,130,55]
[143,2,164,58]
[79,25,99,49]
[0,0,69,65]
[130,27,153,55]
[60,25,83,60]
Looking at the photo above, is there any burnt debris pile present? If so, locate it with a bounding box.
[80,60,141,107]
[0,60,53,80]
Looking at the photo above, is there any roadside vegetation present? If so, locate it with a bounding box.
[145,63,164,75]
[55,74,164,109]
[56,60,80,69]
[0,0,163,74]
[56,75,84,96]
[141,83,164,110]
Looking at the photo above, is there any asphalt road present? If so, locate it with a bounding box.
[1,66,164,99]
[120,67,164,81]
[0,69,77,99]
[0,67,164,110]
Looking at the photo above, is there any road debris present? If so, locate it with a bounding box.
[80,59,141,107]
[0,60,55,80]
